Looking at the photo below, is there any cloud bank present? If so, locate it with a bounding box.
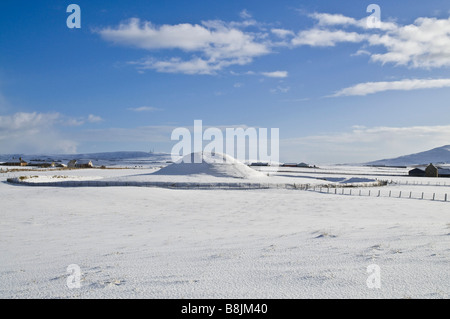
[98,12,450,75]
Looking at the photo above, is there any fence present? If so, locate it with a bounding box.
[387,180,449,187]
[307,185,448,202]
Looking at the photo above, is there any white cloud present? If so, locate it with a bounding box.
[239,9,252,19]
[281,124,450,164]
[97,13,450,76]
[98,18,271,75]
[0,112,60,131]
[294,13,450,69]
[87,114,104,123]
[310,12,358,27]
[271,28,295,38]
[64,117,85,126]
[0,112,78,154]
[332,78,450,96]
[261,71,288,78]
[134,57,222,75]
[127,106,161,112]
[0,111,110,153]
[367,17,450,68]
[351,49,371,57]
[99,19,212,51]
[270,85,290,94]
[292,29,366,47]
[309,12,397,31]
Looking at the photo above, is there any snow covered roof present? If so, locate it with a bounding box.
[409,167,425,172]
[6,158,27,163]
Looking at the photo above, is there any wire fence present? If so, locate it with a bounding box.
[308,185,448,202]
[387,180,449,187]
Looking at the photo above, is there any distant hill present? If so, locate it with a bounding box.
[366,145,450,167]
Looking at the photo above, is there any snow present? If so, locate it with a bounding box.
[153,152,266,179]
[0,155,449,298]
[11,175,103,183]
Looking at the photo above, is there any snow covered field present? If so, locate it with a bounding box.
[0,158,449,299]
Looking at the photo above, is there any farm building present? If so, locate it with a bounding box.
[76,160,93,168]
[67,159,94,168]
[67,160,77,168]
[425,164,439,177]
[408,168,425,177]
[410,164,450,178]
[281,162,311,168]
[281,163,298,167]
[0,157,27,166]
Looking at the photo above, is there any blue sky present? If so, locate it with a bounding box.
[1,0,450,163]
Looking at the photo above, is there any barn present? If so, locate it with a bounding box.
[408,168,425,177]
[76,160,93,168]
[67,159,94,168]
[281,163,298,167]
[425,164,439,177]
[408,165,450,178]
[1,157,28,166]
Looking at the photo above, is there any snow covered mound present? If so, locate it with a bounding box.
[153,152,266,179]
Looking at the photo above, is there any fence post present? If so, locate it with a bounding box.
[422,192,424,199]
[350,189,352,195]
[445,194,447,202]
[389,190,391,197]
[399,191,402,198]
[433,193,435,201]
[368,190,371,196]
[409,191,412,198]
[359,189,361,196]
